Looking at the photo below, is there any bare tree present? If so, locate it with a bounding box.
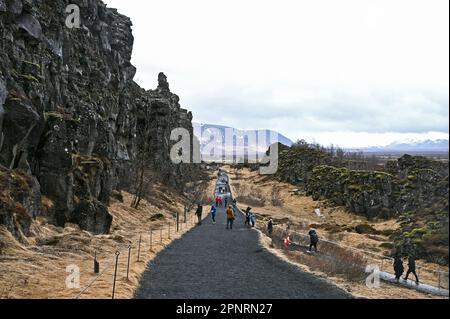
[271,186,283,207]
[183,179,209,221]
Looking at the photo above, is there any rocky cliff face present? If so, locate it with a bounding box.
[277,143,449,263]
[0,0,198,236]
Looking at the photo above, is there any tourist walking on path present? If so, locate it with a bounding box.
[250,212,256,228]
[245,207,252,226]
[393,255,404,283]
[196,205,203,225]
[215,196,219,207]
[210,204,217,224]
[404,256,420,285]
[267,219,273,236]
[308,229,319,253]
[226,206,235,230]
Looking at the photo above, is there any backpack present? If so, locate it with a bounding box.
[311,232,319,243]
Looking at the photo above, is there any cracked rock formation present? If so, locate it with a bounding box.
[0,0,198,235]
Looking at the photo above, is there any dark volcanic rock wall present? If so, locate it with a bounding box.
[0,0,197,235]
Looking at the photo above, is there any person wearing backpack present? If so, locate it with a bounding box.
[226,206,235,230]
[210,204,217,224]
[308,229,319,253]
[245,207,252,226]
[404,255,419,285]
[267,219,274,236]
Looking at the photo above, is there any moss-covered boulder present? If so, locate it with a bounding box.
[307,166,398,219]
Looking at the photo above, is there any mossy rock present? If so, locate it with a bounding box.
[379,229,395,237]
[44,111,64,121]
[355,223,377,234]
[150,213,165,221]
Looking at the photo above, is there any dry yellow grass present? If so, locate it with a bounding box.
[227,166,448,299]
[0,179,215,299]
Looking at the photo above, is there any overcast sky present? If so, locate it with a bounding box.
[103,0,449,147]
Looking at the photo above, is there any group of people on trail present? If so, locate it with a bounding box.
[216,195,231,207]
[266,218,320,254]
[394,255,420,285]
[215,196,223,207]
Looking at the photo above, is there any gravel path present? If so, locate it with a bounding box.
[135,178,351,299]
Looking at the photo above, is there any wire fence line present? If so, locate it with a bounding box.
[74,212,199,299]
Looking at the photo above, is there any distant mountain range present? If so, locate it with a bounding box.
[193,124,448,158]
[193,123,293,158]
[349,139,449,153]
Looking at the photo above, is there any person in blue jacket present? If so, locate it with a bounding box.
[211,204,217,224]
[250,212,256,228]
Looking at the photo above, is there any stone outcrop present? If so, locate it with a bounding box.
[0,0,199,236]
[0,166,40,242]
[307,166,398,219]
[277,143,449,263]
[276,143,332,184]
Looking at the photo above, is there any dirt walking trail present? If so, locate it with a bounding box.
[134,175,351,299]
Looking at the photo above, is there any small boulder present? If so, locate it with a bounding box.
[71,200,113,235]
[355,223,378,235]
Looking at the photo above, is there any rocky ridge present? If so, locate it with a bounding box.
[0,0,198,237]
[276,144,449,263]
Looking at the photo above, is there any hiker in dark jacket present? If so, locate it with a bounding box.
[404,256,419,284]
[196,205,203,225]
[308,229,319,253]
[267,219,274,236]
[210,204,217,224]
[245,207,252,226]
[393,255,404,283]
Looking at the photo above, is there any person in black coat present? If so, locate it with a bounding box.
[267,219,274,236]
[245,207,252,226]
[393,255,404,283]
[404,256,419,285]
[308,229,319,253]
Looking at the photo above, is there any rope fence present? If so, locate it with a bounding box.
[268,222,448,290]
[74,211,200,299]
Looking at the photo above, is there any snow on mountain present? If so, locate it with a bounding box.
[193,123,293,158]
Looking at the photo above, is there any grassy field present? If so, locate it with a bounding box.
[0,179,215,299]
